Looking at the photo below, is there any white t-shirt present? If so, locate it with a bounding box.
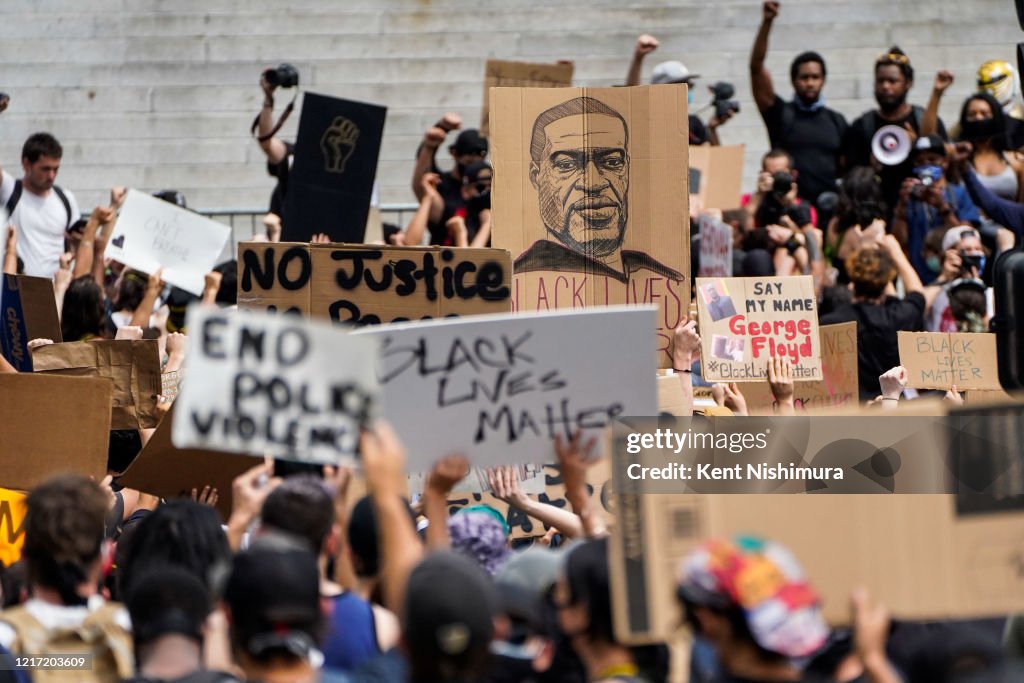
[0,170,80,278]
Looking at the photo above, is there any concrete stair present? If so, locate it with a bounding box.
[0,0,1019,212]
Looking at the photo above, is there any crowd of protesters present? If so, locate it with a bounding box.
[0,1,1023,682]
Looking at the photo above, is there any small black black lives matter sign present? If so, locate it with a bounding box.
[283,92,387,243]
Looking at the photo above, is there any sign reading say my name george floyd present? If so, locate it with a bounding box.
[897,332,1000,391]
[354,306,658,472]
[106,190,231,296]
[696,276,821,382]
[172,307,380,464]
[237,242,512,323]
[491,85,689,369]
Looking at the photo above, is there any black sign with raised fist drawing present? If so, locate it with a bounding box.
[283,92,387,243]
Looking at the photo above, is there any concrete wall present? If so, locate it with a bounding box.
[0,0,1019,216]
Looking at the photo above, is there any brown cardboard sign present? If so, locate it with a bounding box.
[688,144,745,211]
[32,340,162,429]
[742,322,858,414]
[481,60,574,137]
[898,332,1001,391]
[491,85,690,368]
[696,276,821,382]
[1,274,62,372]
[119,405,254,521]
[238,242,512,324]
[0,374,112,491]
[608,493,1024,644]
[657,373,688,417]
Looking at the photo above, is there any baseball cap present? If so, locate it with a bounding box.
[452,129,489,156]
[677,535,829,659]
[652,61,700,85]
[494,546,570,633]
[942,225,980,252]
[403,551,499,677]
[914,134,947,157]
[223,534,322,660]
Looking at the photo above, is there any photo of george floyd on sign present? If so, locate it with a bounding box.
[171,306,380,465]
[741,322,858,414]
[105,190,231,296]
[480,59,574,137]
[696,276,821,382]
[282,92,387,244]
[354,306,658,473]
[697,213,732,278]
[1,274,62,372]
[897,331,1001,391]
[237,242,512,324]
[490,85,689,369]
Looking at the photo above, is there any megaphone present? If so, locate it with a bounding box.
[871,125,912,166]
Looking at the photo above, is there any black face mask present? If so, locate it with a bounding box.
[961,118,1001,142]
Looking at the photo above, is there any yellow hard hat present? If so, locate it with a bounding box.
[978,60,1017,105]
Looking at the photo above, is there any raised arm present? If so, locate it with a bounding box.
[626,34,659,87]
[469,209,492,248]
[750,1,780,113]
[882,234,923,294]
[487,466,584,539]
[922,70,953,136]
[556,431,606,539]
[412,113,460,201]
[257,75,289,165]
[404,173,443,246]
[3,226,17,275]
[422,455,470,550]
[670,317,701,416]
[73,207,112,280]
[129,268,164,328]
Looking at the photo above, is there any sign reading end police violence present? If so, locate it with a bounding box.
[172,307,380,464]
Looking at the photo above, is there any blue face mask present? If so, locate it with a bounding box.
[688,89,694,105]
[926,255,941,273]
[912,165,944,186]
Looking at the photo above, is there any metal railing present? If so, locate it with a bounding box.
[198,203,421,243]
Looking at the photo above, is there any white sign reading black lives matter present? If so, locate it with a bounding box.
[355,306,658,472]
[172,307,380,464]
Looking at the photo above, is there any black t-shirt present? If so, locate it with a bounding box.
[841,107,946,219]
[762,96,848,205]
[266,142,295,217]
[430,170,467,245]
[690,115,710,146]
[820,292,926,400]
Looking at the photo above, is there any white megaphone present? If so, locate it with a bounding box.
[871,125,912,166]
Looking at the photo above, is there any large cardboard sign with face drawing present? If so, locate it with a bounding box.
[491,86,689,369]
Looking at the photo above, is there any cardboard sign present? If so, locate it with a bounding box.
[237,242,513,323]
[408,464,547,497]
[657,373,688,417]
[354,306,658,473]
[0,374,112,491]
[696,276,821,382]
[32,339,162,430]
[1,274,62,371]
[689,144,744,211]
[282,92,387,244]
[697,213,732,277]
[105,190,231,297]
[172,306,380,464]
[742,322,859,414]
[898,332,1001,391]
[490,85,690,369]
[0,489,26,568]
[609,493,1024,643]
[120,405,255,521]
[481,60,574,137]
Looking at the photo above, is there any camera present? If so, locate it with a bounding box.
[263,63,299,89]
[960,250,984,275]
[771,171,795,196]
[711,81,740,119]
[910,165,943,199]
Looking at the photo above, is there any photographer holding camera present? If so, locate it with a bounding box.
[624,34,735,145]
[891,135,981,283]
[750,1,848,211]
[923,226,991,333]
[254,64,299,228]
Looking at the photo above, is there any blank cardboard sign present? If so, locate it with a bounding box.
[119,405,254,521]
[480,60,574,137]
[696,276,821,382]
[689,144,744,211]
[0,374,112,491]
[490,85,690,369]
[898,331,1001,391]
[237,242,513,323]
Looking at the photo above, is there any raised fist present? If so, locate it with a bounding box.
[321,116,360,174]
[635,34,659,57]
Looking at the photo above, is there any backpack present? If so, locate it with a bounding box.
[4,180,74,231]
[0,602,134,683]
[857,105,926,152]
